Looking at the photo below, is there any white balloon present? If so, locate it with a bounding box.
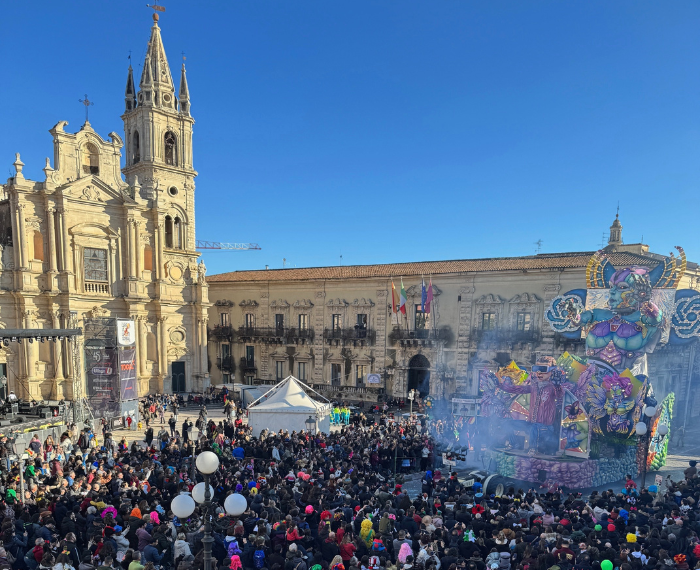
[171,494,196,519]
[635,422,647,436]
[658,423,669,436]
[192,482,215,504]
[224,493,247,516]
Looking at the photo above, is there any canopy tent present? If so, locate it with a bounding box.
[247,376,331,436]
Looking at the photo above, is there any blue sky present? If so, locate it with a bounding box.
[2,1,699,275]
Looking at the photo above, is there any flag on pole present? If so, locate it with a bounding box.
[421,277,427,309]
[391,280,399,313]
[399,278,407,315]
[425,276,433,314]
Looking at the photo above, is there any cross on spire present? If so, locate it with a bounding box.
[78,94,94,122]
[181,51,186,62]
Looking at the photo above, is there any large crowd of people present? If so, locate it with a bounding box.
[1,394,699,570]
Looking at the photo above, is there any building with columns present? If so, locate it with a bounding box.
[0,13,210,400]
[206,218,700,425]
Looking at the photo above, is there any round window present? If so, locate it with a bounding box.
[170,329,185,343]
[168,186,178,196]
[163,93,171,103]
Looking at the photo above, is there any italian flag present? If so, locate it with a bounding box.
[400,278,407,315]
[391,281,399,313]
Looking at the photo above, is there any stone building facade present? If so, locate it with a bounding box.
[0,14,210,400]
[206,220,700,424]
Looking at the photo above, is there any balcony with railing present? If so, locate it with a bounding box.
[84,281,110,295]
[323,327,376,347]
[470,327,541,346]
[210,325,234,339]
[215,356,234,371]
[388,327,450,347]
[239,357,257,372]
[237,326,314,344]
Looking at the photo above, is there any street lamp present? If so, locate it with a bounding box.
[408,389,416,417]
[170,451,220,570]
[305,415,317,435]
[637,402,666,490]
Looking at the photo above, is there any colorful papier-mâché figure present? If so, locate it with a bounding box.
[568,265,663,370]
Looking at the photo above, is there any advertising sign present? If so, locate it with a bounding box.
[117,320,136,346]
[86,348,117,400]
[119,348,138,401]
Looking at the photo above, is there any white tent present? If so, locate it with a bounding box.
[247,376,331,436]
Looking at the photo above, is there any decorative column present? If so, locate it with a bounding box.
[455,283,476,395]
[24,310,38,384]
[313,290,326,383]
[52,310,64,380]
[137,316,147,377]
[108,239,117,295]
[127,218,136,278]
[134,222,142,278]
[58,208,72,273]
[46,207,58,272]
[9,197,20,271]
[157,220,165,280]
[199,316,208,385]
[16,204,28,269]
[158,316,168,391]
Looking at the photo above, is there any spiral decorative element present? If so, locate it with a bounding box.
[671,293,700,339]
[547,294,585,332]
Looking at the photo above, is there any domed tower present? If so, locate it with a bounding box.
[608,211,623,247]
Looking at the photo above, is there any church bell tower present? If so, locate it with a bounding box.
[122,12,196,220]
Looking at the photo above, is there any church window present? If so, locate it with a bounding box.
[133,131,140,164]
[84,247,108,282]
[82,143,100,175]
[32,231,44,262]
[173,216,182,249]
[164,131,177,166]
[143,245,153,271]
[168,186,178,196]
[164,216,173,248]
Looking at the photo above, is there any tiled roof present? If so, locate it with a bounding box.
[206,251,661,283]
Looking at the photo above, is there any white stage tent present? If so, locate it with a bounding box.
[246,376,331,437]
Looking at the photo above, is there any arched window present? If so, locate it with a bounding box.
[82,143,99,175]
[173,217,182,249]
[143,245,153,271]
[32,231,44,261]
[133,130,140,164]
[164,216,173,248]
[164,131,177,166]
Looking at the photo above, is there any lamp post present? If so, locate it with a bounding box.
[408,389,416,417]
[170,451,220,570]
[636,404,668,490]
[305,415,317,434]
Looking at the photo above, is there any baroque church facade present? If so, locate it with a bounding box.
[0,13,210,400]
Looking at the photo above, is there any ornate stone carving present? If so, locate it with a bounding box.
[293,299,314,309]
[326,298,349,308]
[239,299,259,308]
[215,299,235,307]
[80,185,103,202]
[85,306,108,319]
[270,299,290,309]
[351,298,375,308]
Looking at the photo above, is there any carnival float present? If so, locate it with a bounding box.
[478,247,700,489]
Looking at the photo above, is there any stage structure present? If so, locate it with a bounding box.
[84,318,139,421]
[479,247,700,489]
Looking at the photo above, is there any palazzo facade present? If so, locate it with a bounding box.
[206,219,700,425]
